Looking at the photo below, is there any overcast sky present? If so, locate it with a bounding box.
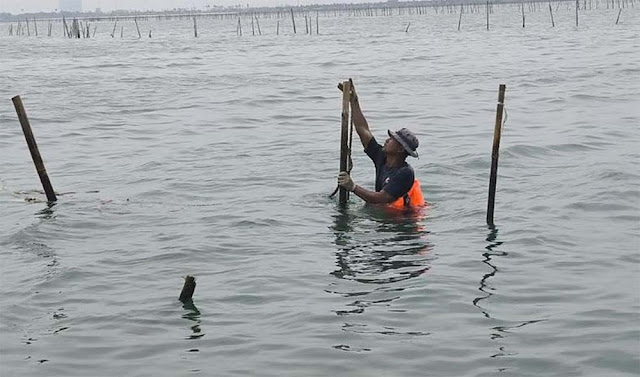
[0,0,338,13]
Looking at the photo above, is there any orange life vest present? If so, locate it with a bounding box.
[388,179,425,210]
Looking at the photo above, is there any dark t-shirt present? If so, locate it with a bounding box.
[364,137,415,200]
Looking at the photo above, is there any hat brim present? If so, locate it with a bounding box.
[388,130,418,158]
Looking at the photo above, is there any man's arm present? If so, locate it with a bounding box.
[340,80,373,148]
[352,185,396,204]
[350,93,373,149]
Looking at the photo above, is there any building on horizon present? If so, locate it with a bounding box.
[59,0,82,12]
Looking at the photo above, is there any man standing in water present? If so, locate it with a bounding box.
[337,81,425,208]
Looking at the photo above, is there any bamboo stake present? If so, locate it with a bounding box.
[237,17,242,36]
[26,19,30,36]
[135,18,141,38]
[549,3,555,27]
[291,8,297,34]
[458,4,463,30]
[277,20,280,35]
[34,18,38,36]
[339,80,352,207]
[616,8,622,23]
[255,16,261,35]
[193,16,198,37]
[111,19,117,37]
[405,22,411,32]
[522,4,526,27]
[576,0,579,26]
[120,25,123,38]
[316,12,319,34]
[11,96,57,202]
[305,15,308,34]
[487,84,506,226]
[486,1,490,30]
[251,15,255,35]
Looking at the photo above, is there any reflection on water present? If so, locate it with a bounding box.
[181,299,203,344]
[327,204,433,348]
[473,225,505,319]
[330,205,432,285]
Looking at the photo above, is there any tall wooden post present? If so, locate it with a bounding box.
[11,96,57,202]
[339,80,352,207]
[487,84,506,225]
[290,8,297,34]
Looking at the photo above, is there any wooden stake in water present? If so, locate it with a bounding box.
[135,18,141,38]
[405,22,411,32]
[522,4,526,27]
[487,84,506,226]
[458,4,463,30]
[616,8,622,23]
[277,20,280,35]
[11,96,57,202]
[255,16,262,35]
[193,16,198,37]
[111,19,117,38]
[339,80,352,207]
[549,3,555,27]
[576,0,579,26]
[291,8,297,34]
[316,12,319,34]
[486,1,490,30]
[179,276,196,303]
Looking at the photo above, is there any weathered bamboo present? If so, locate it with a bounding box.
[458,5,463,30]
[276,20,280,35]
[135,18,141,38]
[179,276,196,303]
[487,84,506,226]
[576,0,579,26]
[549,3,555,27]
[11,96,57,202]
[111,19,117,37]
[193,16,198,37]
[316,12,319,34]
[339,80,352,206]
[616,8,622,23]
[26,19,30,36]
[237,17,242,36]
[305,15,309,34]
[522,4,526,27]
[291,8,297,33]
[256,16,262,35]
[405,22,411,32]
[120,25,123,38]
[251,15,255,35]
[34,18,38,36]
[486,1,490,30]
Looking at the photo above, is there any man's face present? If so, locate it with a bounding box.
[383,136,404,155]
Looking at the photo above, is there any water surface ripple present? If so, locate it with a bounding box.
[1,7,639,377]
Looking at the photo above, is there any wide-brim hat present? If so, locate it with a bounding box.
[388,128,419,158]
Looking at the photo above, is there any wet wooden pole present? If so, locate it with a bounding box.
[11,96,57,202]
[339,80,352,207]
[576,0,579,26]
[486,1,490,30]
[291,8,297,34]
[549,3,555,27]
[135,18,141,38]
[179,276,196,303]
[487,84,506,225]
[458,5,463,30]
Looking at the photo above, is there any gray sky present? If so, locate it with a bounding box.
[0,0,330,13]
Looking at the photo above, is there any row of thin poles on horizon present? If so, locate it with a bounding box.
[6,0,633,38]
